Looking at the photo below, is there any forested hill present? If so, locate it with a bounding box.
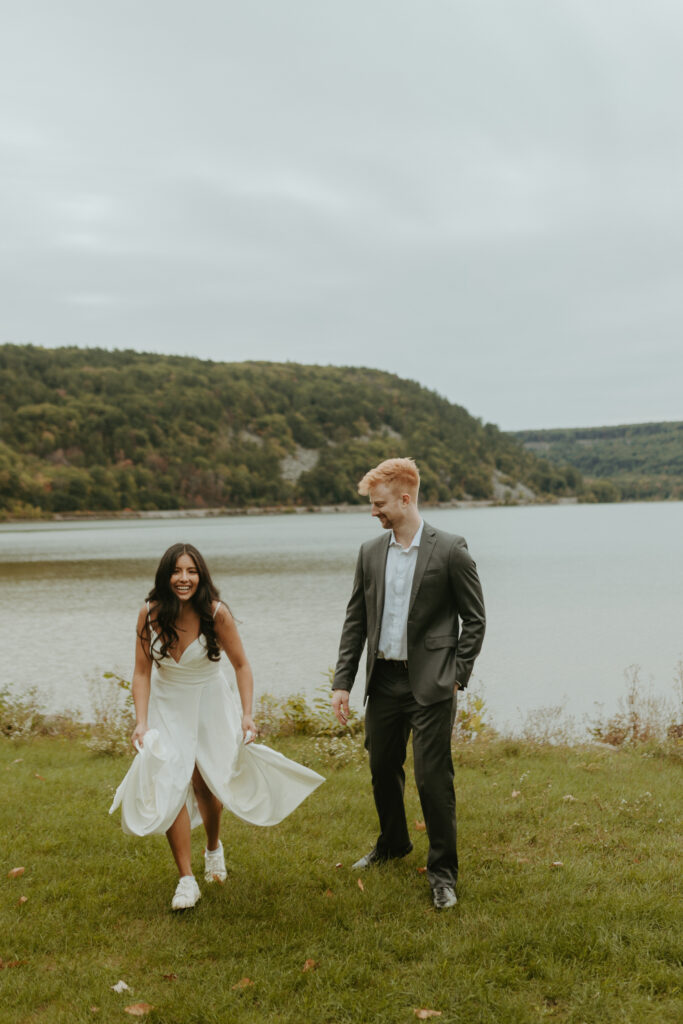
[0,344,580,516]
[513,422,683,501]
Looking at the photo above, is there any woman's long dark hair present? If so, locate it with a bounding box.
[142,543,222,663]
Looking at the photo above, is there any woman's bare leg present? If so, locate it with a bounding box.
[166,805,193,877]
[192,764,223,850]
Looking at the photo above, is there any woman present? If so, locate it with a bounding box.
[110,543,324,910]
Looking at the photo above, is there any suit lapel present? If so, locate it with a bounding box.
[409,521,436,613]
[374,533,391,622]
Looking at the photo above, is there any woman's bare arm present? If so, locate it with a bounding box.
[214,603,257,742]
[131,605,153,749]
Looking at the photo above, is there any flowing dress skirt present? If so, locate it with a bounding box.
[109,642,324,836]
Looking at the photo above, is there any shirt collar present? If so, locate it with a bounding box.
[390,518,424,552]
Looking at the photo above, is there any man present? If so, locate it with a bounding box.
[332,457,485,910]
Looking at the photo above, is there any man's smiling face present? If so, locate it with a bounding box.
[369,481,409,532]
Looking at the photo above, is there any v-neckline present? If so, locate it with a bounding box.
[149,619,201,665]
[167,635,201,665]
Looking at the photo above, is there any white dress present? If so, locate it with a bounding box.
[109,605,324,836]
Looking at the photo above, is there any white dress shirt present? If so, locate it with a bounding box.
[378,519,424,661]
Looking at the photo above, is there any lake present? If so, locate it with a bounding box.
[1,503,681,734]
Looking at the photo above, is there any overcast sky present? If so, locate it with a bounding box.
[2,1,682,430]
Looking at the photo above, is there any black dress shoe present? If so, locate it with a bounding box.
[351,848,385,870]
[352,844,413,870]
[431,884,457,909]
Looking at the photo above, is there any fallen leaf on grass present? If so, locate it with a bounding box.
[511,790,521,798]
[550,861,564,869]
[516,857,530,864]
[357,878,365,892]
[124,1004,154,1017]
[11,758,24,764]
[18,896,28,905]
[414,820,426,831]
[0,960,24,968]
[302,959,318,972]
[90,1007,99,1014]
[334,862,343,869]
[34,773,46,781]
[324,888,334,897]
[414,1010,442,1019]
[231,977,254,990]
[7,867,25,878]
[111,980,130,993]
[162,973,178,981]
[563,794,577,802]
[417,866,428,875]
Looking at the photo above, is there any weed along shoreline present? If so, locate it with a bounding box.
[4,665,682,751]
[1,686,681,1023]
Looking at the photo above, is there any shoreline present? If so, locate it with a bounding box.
[1,496,580,525]
[3,494,681,527]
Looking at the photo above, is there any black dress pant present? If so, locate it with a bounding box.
[364,659,458,887]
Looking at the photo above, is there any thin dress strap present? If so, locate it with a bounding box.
[212,601,222,619]
[144,601,155,657]
[145,600,154,641]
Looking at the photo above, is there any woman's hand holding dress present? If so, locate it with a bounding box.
[241,713,257,743]
[131,722,148,750]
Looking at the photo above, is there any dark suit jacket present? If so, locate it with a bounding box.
[333,521,485,706]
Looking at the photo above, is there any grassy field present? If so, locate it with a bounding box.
[1,734,681,1024]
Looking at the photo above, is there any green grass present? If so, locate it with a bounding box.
[1,736,681,1024]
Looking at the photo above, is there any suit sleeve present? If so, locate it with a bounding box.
[449,537,486,689]
[332,548,367,692]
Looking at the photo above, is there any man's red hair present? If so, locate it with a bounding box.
[357,457,420,498]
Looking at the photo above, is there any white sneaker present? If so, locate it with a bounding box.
[204,840,227,883]
[171,875,201,911]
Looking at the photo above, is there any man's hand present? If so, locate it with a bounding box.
[331,689,351,727]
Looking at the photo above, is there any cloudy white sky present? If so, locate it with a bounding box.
[2,1,682,430]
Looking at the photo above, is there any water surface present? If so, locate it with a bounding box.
[1,504,680,733]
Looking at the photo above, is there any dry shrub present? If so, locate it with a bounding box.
[587,664,678,747]
[256,672,363,739]
[453,687,495,742]
[0,687,84,740]
[518,701,579,745]
[312,732,365,769]
[85,672,135,756]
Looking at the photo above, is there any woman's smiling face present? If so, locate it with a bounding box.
[170,552,200,602]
